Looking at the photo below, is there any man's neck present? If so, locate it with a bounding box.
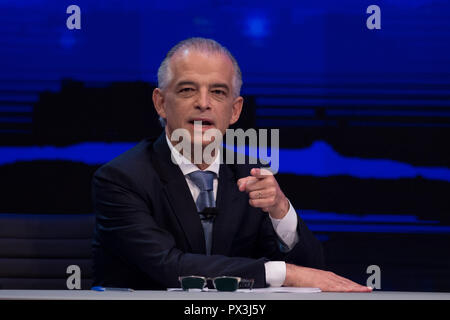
[165,129,220,171]
[196,162,210,171]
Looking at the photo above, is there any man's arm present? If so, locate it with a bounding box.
[238,168,371,292]
[92,165,268,289]
[238,168,325,268]
[284,264,372,292]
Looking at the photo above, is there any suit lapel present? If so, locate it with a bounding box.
[212,163,243,255]
[151,134,206,254]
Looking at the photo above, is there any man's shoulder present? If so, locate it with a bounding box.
[94,136,160,181]
[107,138,154,166]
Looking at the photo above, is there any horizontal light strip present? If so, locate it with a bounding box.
[348,121,450,128]
[0,141,449,183]
[299,210,439,224]
[299,210,450,234]
[0,116,32,123]
[256,119,336,127]
[0,106,33,113]
[256,119,450,128]
[242,87,450,96]
[306,223,450,234]
[276,141,450,182]
[327,109,450,117]
[257,108,450,118]
[0,94,39,103]
[0,142,137,165]
[0,129,32,134]
[256,97,450,107]
[256,108,316,117]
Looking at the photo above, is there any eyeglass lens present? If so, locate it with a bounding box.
[180,277,206,290]
[213,277,239,292]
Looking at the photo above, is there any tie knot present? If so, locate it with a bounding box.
[188,170,216,191]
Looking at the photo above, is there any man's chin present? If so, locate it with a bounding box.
[192,138,217,148]
[168,126,223,148]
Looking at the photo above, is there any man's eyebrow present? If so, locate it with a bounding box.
[175,81,230,92]
[210,83,230,91]
[175,81,197,88]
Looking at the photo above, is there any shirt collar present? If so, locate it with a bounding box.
[165,133,220,177]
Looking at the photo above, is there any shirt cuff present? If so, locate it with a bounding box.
[264,261,286,287]
[269,199,299,250]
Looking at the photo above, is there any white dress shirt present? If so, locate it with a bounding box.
[165,134,299,287]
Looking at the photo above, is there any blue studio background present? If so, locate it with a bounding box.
[0,0,449,291]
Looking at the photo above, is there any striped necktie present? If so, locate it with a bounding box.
[187,170,216,255]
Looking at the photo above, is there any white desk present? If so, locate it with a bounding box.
[1,290,449,300]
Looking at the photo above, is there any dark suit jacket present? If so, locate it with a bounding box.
[92,133,324,289]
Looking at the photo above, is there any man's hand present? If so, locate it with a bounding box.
[237,168,289,219]
[284,264,373,292]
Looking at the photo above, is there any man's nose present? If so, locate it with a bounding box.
[195,89,210,110]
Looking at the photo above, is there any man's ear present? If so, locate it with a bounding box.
[152,88,166,119]
[229,96,244,125]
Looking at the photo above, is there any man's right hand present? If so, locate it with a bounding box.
[284,263,373,292]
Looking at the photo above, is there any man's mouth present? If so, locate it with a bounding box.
[189,119,214,127]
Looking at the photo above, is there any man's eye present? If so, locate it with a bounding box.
[179,88,194,93]
[212,90,226,95]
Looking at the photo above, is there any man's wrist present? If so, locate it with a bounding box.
[283,263,297,287]
[269,196,290,219]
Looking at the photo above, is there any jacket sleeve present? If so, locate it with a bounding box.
[234,163,325,271]
[92,164,268,289]
[283,215,325,269]
[255,208,325,270]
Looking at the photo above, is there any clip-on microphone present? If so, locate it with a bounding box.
[200,207,219,221]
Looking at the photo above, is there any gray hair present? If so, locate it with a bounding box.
[157,38,243,127]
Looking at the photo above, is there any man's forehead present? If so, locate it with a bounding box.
[169,49,234,80]
[171,47,232,64]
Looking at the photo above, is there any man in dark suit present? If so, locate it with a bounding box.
[92,37,371,292]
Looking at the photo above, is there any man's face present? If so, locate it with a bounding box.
[153,49,243,148]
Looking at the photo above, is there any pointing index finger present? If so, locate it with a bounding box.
[250,168,273,179]
[237,176,257,191]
